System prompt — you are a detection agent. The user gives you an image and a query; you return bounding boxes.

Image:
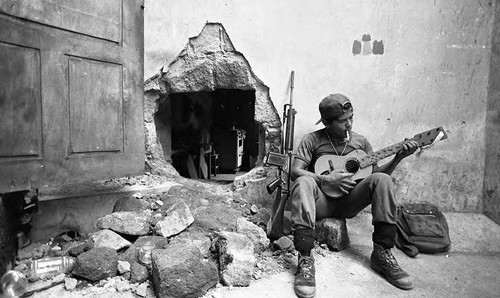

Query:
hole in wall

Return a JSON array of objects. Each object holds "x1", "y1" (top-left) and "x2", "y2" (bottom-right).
[{"x1": 154, "y1": 89, "x2": 259, "y2": 182}]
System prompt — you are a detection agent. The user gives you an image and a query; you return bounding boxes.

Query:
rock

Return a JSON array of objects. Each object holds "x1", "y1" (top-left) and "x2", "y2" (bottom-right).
[
  {"x1": 136, "y1": 282, "x2": 149, "y2": 297},
  {"x1": 64, "y1": 277, "x2": 78, "y2": 290},
  {"x1": 272, "y1": 236, "x2": 294, "y2": 252},
  {"x1": 138, "y1": 245, "x2": 154, "y2": 266},
  {"x1": 52, "y1": 273, "x2": 65, "y2": 283},
  {"x1": 72, "y1": 247, "x2": 118, "y2": 281},
  {"x1": 130, "y1": 261, "x2": 149, "y2": 283},
  {"x1": 151, "y1": 241, "x2": 218, "y2": 298},
  {"x1": 116, "y1": 280, "x2": 131, "y2": 292},
  {"x1": 171, "y1": 230, "x2": 212, "y2": 258},
  {"x1": 120, "y1": 236, "x2": 169, "y2": 264},
  {"x1": 315, "y1": 217, "x2": 349, "y2": 251},
  {"x1": 236, "y1": 218, "x2": 270, "y2": 252},
  {"x1": 250, "y1": 205, "x2": 259, "y2": 214},
  {"x1": 113, "y1": 196, "x2": 148, "y2": 212},
  {"x1": 17, "y1": 242, "x2": 51, "y2": 260},
  {"x1": 155, "y1": 201, "x2": 194, "y2": 237},
  {"x1": 117, "y1": 260, "x2": 131, "y2": 274},
  {"x1": 193, "y1": 204, "x2": 241, "y2": 232},
  {"x1": 96, "y1": 211, "x2": 151, "y2": 236},
  {"x1": 90, "y1": 229, "x2": 131, "y2": 251},
  {"x1": 215, "y1": 231, "x2": 256, "y2": 287},
  {"x1": 68, "y1": 239, "x2": 93, "y2": 257}
]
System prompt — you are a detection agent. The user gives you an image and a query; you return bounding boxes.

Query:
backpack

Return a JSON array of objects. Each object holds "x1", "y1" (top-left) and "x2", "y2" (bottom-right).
[{"x1": 395, "y1": 203, "x2": 451, "y2": 257}]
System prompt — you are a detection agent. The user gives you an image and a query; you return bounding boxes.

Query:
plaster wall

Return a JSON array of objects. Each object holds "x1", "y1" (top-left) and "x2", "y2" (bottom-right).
[
  {"x1": 484, "y1": 3, "x2": 500, "y2": 223},
  {"x1": 144, "y1": 0, "x2": 495, "y2": 212}
]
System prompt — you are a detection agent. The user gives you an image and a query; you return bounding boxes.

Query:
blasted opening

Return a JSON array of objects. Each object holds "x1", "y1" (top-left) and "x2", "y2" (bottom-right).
[{"x1": 155, "y1": 89, "x2": 259, "y2": 180}]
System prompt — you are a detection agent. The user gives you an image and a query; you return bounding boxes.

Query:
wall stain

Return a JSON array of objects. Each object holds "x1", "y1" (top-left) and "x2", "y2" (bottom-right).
[
  {"x1": 373, "y1": 40, "x2": 384, "y2": 55},
  {"x1": 352, "y1": 34, "x2": 384, "y2": 55}
]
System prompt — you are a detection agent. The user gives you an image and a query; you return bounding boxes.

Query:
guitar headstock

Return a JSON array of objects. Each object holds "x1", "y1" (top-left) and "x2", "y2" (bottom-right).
[{"x1": 411, "y1": 127, "x2": 448, "y2": 147}]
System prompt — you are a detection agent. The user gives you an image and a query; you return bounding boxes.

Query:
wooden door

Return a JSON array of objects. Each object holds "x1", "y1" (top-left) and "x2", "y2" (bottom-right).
[{"x1": 0, "y1": 0, "x2": 145, "y2": 193}]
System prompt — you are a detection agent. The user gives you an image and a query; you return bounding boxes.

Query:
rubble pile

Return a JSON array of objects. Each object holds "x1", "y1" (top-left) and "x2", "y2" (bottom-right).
[
  {"x1": 8, "y1": 173, "x2": 291, "y2": 297},
  {"x1": 7, "y1": 171, "x2": 346, "y2": 298}
]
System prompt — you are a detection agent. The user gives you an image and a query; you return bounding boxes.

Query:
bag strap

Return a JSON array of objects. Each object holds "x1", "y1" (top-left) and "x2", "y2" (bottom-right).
[{"x1": 399, "y1": 243, "x2": 419, "y2": 257}]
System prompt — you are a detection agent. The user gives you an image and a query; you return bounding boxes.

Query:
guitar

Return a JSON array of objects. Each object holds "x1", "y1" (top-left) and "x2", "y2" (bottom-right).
[{"x1": 314, "y1": 127, "x2": 448, "y2": 198}]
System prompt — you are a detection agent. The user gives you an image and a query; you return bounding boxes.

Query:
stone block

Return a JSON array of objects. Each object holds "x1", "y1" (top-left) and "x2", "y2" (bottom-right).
[
  {"x1": 315, "y1": 218, "x2": 349, "y2": 251},
  {"x1": 215, "y1": 231, "x2": 256, "y2": 287}
]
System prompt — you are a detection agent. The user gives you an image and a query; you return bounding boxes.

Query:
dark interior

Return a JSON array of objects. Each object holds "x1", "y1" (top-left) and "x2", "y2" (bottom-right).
[{"x1": 164, "y1": 89, "x2": 258, "y2": 179}]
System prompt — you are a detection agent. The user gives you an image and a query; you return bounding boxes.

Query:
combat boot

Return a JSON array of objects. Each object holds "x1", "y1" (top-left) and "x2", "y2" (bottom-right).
[
  {"x1": 370, "y1": 243, "x2": 414, "y2": 290},
  {"x1": 294, "y1": 252, "x2": 316, "y2": 298}
]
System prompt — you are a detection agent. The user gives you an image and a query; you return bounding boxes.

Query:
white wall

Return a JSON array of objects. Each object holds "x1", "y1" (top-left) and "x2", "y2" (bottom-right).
[{"x1": 144, "y1": 0, "x2": 494, "y2": 212}]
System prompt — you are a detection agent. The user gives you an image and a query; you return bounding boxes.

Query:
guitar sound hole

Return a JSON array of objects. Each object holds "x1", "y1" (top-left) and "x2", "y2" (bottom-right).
[{"x1": 345, "y1": 159, "x2": 360, "y2": 173}]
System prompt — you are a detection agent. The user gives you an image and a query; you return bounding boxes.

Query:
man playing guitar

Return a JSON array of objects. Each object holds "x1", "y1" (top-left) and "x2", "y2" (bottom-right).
[{"x1": 290, "y1": 93, "x2": 419, "y2": 298}]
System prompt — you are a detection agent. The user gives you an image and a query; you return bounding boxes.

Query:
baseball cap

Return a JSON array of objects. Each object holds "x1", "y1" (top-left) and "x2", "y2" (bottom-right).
[{"x1": 315, "y1": 93, "x2": 354, "y2": 125}]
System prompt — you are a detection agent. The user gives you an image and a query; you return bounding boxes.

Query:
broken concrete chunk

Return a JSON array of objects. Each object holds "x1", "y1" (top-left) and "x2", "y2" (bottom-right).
[
  {"x1": 151, "y1": 242, "x2": 218, "y2": 298},
  {"x1": 215, "y1": 231, "x2": 256, "y2": 287},
  {"x1": 250, "y1": 204, "x2": 259, "y2": 214},
  {"x1": 72, "y1": 247, "x2": 118, "y2": 281},
  {"x1": 154, "y1": 201, "x2": 194, "y2": 237},
  {"x1": 64, "y1": 277, "x2": 78, "y2": 290},
  {"x1": 138, "y1": 244, "x2": 154, "y2": 266},
  {"x1": 17, "y1": 242, "x2": 51, "y2": 260},
  {"x1": 68, "y1": 238, "x2": 94, "y2": 257},
  {"x1": 117, "y1": 260, "x2": 131, "y2": 274},
  {"x1": 90, "y1": 229, "x2": 131, "y2": 251},
  {"x1": 272, "y1": 236, "x2": 294, "y2": 252},
  {"x1": 315, "y1": 217, "x2": 349, "y2": 251},
  {"x1": 236, "y1": 218, "x2": 270, "y2": 253},
  {"x1": 130, "y1": 261, "x2": 149, "y2": 284},
  {"x1": 116, "y1": 280, "x2": 131, "y2": 292},
  {"x1": 135, "y1": 282, "x2": 149, "y2": 297},
  {"x1": 171, "y1": 231, "x2": 212, "y2": 258},
  {"x1": 119, "y1": 236, "x2": 169, "y2": 265},
  {"x1": 96, "y1": 211, "x2": 151, "y2": 236},
  {"x1": 113, "y1": 196, "x2": 148, "y2": 212}
]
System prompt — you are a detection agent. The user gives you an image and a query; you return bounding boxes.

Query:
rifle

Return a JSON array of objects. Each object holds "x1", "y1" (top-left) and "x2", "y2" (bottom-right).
[{"x1": 265, "y1": 71, "x2": 296, "y2": 241}]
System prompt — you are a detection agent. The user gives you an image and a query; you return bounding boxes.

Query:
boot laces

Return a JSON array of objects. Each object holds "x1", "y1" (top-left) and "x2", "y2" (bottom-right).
[
  {"x1": 382, "y1": 249, "x2": 401, "y2": 270},
  {"x1": 298, "y1": 256, "x2": 314, "y2": 278}
]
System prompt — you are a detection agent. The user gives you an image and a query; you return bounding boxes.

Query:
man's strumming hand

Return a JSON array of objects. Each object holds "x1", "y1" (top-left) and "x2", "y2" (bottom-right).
[{"x1": 319, "y1": 170, "x2": 356, "y2": 196}]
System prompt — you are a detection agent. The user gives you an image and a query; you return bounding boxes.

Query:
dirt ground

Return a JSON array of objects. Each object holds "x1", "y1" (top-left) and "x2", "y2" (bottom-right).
[{"x1": 5, "y1": 173, "x2": 500, "y2": 298}]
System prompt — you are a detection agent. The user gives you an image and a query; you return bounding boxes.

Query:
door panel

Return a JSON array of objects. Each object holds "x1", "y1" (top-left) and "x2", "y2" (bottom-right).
[
  {"x1": 0, "y1": 0, "x2": 145, "y2": 193},
  {"x1": 68, "y1": 57, "x2": 124, "y2": 154},
  {"x1": 0, "y1": 42, "x2": 42, "y2": 158},
  {"x1": 0, "y1": 0, "x2": 122, "y2": 42}
]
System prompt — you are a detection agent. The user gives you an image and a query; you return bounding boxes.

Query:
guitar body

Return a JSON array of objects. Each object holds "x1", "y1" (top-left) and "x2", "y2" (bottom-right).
[
  {"x1": 313, "y1": 127, "x2": 448, "y2": 198},
  {"x1": 314, "y1": 150, "x2": 374, "y2": 189},
  {"x1": 314, "y1": 150, "x2": 373, "y2": 198}
]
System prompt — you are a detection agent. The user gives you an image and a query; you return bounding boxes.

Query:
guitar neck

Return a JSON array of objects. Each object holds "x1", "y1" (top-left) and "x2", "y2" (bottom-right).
[{"x1": 358, "y1": 141, "x2": 407, "y2": 168}]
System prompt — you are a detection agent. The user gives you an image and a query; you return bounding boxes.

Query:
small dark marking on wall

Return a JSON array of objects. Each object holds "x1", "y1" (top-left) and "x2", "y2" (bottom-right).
[
  {"x1": 373, "y1": 40, "x2": 384, "y2": 55},
  {"x1": 352, "y1": 40, "x2": 361, "y2": 55},
  {"x1": 352, "y1": 34, "x2": 384, "y2": 56}
]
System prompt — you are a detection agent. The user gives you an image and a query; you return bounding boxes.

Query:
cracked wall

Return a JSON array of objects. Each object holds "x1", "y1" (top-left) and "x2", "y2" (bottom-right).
[
  {"x1": 144, "y1": 23, "x2": 281, "y2": 177},
  {"x1": 144, "y1": 0, "x2": 495, "y2": 213}
]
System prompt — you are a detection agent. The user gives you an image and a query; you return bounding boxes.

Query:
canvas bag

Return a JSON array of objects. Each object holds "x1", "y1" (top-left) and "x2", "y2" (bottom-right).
[{"x1": 395, "y1": 203, "x2": 451, "y2": 257}]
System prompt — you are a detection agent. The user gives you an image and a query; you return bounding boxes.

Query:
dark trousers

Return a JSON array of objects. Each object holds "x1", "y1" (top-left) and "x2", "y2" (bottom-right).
[{"x1": 291, "y1": 172, "x2": 398, "y2": 248}]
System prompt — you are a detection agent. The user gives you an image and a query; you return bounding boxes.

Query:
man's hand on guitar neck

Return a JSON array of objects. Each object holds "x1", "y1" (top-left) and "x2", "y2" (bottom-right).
[
  {"x1": 395, "y1": 140, "x2": 419, "y2": 161},
  {"x1": 319, "y1": 170, "x2": 356, "y2": 197},
  {"x1": 375, "y1": 140, "x2": 420, "y2": 176}
]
